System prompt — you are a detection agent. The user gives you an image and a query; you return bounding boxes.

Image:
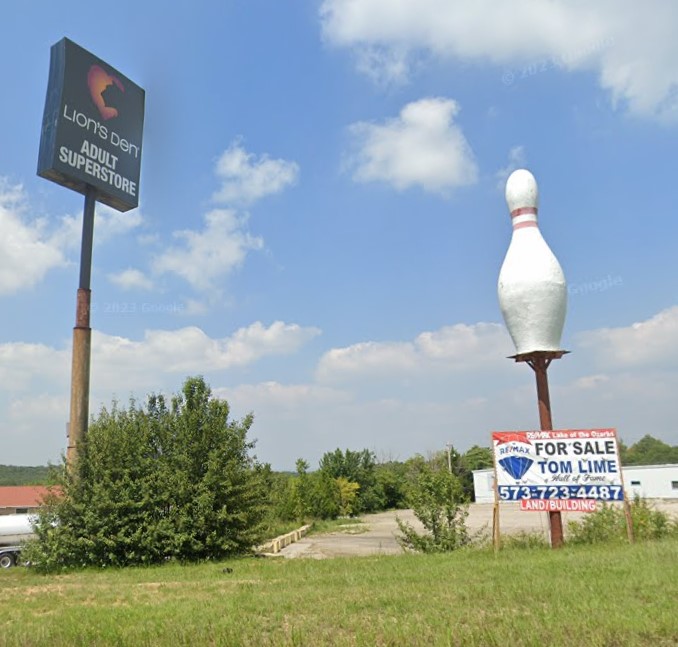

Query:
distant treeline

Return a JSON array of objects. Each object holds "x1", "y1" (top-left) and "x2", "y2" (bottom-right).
[
  {"x1": 0, "y1": 434, "x2": 674, "y2": 488},
  {"x1": 0, "y1": 464, "x2": 51, "y2": 486},
  {"x1": 619, "y1": 434, "x2": 678, "y2": 465}
]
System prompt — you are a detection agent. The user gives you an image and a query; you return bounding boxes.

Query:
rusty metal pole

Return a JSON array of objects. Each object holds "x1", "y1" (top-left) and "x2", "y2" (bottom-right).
[
  {"x1": 513, "y1": 350, "x2": 568, "y2": 548},
  {"x1": 67, "y1": 185, "x2": 96, "y2": 467},
  {"x1": 531, "y1": 355, "x2": 564, "y2": 548}
]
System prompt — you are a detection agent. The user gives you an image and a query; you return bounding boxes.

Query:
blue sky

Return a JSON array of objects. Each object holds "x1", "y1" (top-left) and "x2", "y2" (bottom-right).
[{"x1": 1, "y1": 1, "x2": 677, "y2": 468}]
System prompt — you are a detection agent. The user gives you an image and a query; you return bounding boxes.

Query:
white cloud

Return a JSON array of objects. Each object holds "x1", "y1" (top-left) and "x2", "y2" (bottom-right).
[
  {"x1": 95, "y1": 206, "x2": 144, "y2": 242},
  {"x1": 0, "y1": 181, "x2": 66, "y2": 294},
  {"x1": 137, "y1": 233, "x2": 160, "y2": 246},
  {"x1": 542, "y1": 369, "x2": 678, "y2": 449},
  {"x1": 89, "y1": 322, "x2": 320, "y2": 389},
  {"x1": 152, "y1": 209, "x2": 263, "y2": 291},
  {"x1": 354, "y1": 47, "x2": 412, "y2": 86},
  {"x1": 108, "y1": 268, "x2": 153, "y2": 291},
  {"x1": 109, "y1": 144, "x2": 299, "y2": 299},
  {"x1": 183, "y1": 299, "x2": 209, "y2": 316},
  {"x1": 347, "y1": 98, "x2": 478, "y2": 193},
  {"x1": 8, "y1": 394, "x2": 68, "y2": 421},
  {"x1": 6, "y1": 308, "x2": 678, "y2": 467},
  {"x1": 194, "y1": 312, "x2": 678, "y2": 469},
  {"x1": 0, "y1": 321, "x2": 320, "y2": 464},
  {"x1": 217, "y1": 381, "x2": 351, "y2": 411},
  {"x1": 0, "y1": 321, "x2": 319, "y2": 397},
  {"x1": 319, "y1": 341, "x2": 417, "y2": 379},
  {"x1": 571, "y1": 374, "x2": 611, "y2": 391},
  {"x1": 321, "y1": 0, "x2": 678, "y2": 121},
  {"x1": 224, "y1": 321, "x2": 321, "y2": 366},
  {"x1": 217, "y1": 380, "x2": 544, "y2": 470},
  {"x1": 578, "y1": 306, "x2": 678, "y2": 368},
  {"x1": 4, "y1": 394, "x2": 70, "y2": 464},
  {"x1": 212, "y1": 140, "x2": 299, "y2": 205},
  {"x1": 0, "y1": 341, "x2": 70, "y2": 392},
  {"x1": 51, "y1": 204, "x2": 143, "y2": 251},
  {"x1": 495, "y1": 145, "x2": 526, "y2": 191},
  {"x1": 562, "y1": 370, "x2": 678, "y2": 404},
  {"x1": 317, "y1": 322, "x2": 511, "y2": 382}
]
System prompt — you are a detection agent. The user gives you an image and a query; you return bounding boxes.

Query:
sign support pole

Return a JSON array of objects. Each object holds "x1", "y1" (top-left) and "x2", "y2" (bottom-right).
[
  {"x1": 67, "y1": 185, "x2": 96, "y2": 467},
  {"x1": 491, "y1": 439, "x2": 502, "y2": 552},
  {"x1": 511, "y1": 350, "x2": 568, "y2": 549},
  {"x1": 492, "y1": 491, "x2": 501, "y2": 553},
  {"x1": 615, "y1": 442, "x2": 635, "y2": 544}
]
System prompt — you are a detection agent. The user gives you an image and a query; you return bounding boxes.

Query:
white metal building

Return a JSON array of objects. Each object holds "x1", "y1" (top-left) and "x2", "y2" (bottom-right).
[
  {"x1": 473, "y1": 464, "x2": 678, "y2": 503},
  {"x1": 623, "y1": 464, "x2": 678, "y2": 499}
]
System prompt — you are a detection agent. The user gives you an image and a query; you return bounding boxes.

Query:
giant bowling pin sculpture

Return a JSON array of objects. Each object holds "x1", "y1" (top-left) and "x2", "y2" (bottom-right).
[{"x1": 498, "y1": 169, "x2": 567, "y2": 355}]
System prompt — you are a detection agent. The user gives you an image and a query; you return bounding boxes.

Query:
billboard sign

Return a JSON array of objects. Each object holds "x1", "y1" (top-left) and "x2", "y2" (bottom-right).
[
  {"x1": 38, "y1": 38, "x2": 144, "y2": 211},
  {"x1": 492, "y1": 429, "x2": 624, "y2": 507}
]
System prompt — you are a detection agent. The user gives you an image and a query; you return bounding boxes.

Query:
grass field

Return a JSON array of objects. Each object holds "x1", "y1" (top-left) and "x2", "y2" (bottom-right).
[{"x1": 1, "y1": 538, "x2": 677, "y2": 646}]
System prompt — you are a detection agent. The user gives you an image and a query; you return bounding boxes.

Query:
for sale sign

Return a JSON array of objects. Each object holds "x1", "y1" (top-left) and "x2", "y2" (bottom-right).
[{"x1": 492, "y1": 429, "x2": 624, "y2": 507}]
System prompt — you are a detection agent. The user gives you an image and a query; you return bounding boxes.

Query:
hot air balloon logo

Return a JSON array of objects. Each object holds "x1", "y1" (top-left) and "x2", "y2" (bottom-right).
[
  {"x1": 493, "y1": 432, "x2": 535, "y2": 482},
  {"x1": 498, "y1": 455, "x2": 534, "y2": 480}
]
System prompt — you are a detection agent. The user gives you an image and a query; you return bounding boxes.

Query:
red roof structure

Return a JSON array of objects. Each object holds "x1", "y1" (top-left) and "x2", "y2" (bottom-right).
[{"x1": 0, "y1": 486, "x2": 51, "y2": 508}]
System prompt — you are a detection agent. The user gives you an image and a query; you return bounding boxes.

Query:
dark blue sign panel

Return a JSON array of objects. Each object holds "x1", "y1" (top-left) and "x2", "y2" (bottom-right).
[{"x1": 38, "y1": 38, "x2": 145, "y2": 212}]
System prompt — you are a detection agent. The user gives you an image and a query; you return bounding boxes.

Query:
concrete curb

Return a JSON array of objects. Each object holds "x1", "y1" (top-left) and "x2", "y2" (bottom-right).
[{"x1": 256, "y1": 524, "x2": 312, "y2": 555}]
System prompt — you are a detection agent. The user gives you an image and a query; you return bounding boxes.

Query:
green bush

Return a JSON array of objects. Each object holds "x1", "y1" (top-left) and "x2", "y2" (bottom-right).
[
  {"x1": 396, "y1": 464, "x2": 471, "y2": 553},
  {"x1": 568, "y1": 497, "x2": 678, "y2": 545},
  {"x1": 24, "y1": 377, "x2": 267, "y2": 571}
]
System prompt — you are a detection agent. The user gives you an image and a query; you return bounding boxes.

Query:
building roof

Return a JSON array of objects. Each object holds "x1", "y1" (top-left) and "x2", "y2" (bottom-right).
[{"x1": 0, "y1": 486, "x2": 51, "y2": 508}]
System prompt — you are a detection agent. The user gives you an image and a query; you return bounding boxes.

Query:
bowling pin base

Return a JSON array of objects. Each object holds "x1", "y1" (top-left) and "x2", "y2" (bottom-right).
[{"x1": 509, "y1": 349, "x2": 569, "y2": 363}]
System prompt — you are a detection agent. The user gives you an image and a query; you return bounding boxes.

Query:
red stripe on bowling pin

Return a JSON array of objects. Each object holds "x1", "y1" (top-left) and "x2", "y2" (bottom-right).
[
  {"x1": 510, "y1": 206, "x2": 538, "y2": 230},
  {"x1": 510, "y1": 207, "x2": 537, "y2": 218}
]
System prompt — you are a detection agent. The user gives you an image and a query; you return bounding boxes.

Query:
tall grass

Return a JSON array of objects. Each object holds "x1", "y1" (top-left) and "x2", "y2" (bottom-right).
[{"x1": 1, "y1": 538, "x2": 677, "y2": 646}]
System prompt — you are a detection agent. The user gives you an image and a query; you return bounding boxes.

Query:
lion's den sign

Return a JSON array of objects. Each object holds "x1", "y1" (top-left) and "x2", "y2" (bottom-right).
[{"x1": 38, "y1": 38, "x2": 145, "y2": 211}]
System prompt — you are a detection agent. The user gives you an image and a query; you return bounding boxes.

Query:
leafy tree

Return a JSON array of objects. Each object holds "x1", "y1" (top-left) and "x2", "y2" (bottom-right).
[
  {"x1": 617, "y1": 439, "x2": 629, "y2": 464},
  {"x1": 25, "y1": 377, "x2": 267, "y2": 571},
  {"x1": 622, "y1": 435, "x2": 678, "y2": 465},
  {"x1": 319, "y1": 448, "x2": 384, "y2": 513},
  {"x1": 335, "y1": 477, "x2": 360, "y2": 516},
  {"x1": 286, "y1": 459, "x2": 340, "y2": 522},
  {"x1": 306, "y1": 472, "x2": 341, "y2": 520},
  {"x1": 404, "y1": 445, "x2": 493, "y2": 502},
  {"x1": 461, "y1": 446, "x2": 493, "y2": 471},
  {"x1": 374, "y1": 461, "x2": 409, "y2": 509},
  {"x1": 290, "y1": 459, "x2": 312, "y2": 522},
  {"x1": 396, "y1": 463, "x2": 471, "y2": 553},
  {"x1": 260, "y1": 468, "x2": 297, "y2": 529}
]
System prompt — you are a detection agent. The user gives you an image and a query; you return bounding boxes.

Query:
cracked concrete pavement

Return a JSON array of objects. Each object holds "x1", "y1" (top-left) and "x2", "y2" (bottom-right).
[{"x1": 277, "y1": 502, "x2": 678, "y2": 559}]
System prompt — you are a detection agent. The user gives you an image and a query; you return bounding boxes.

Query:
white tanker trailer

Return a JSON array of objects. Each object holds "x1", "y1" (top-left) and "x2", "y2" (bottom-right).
[{"x1": 0, "y1": 514, "x2": 36, "y2": 568}]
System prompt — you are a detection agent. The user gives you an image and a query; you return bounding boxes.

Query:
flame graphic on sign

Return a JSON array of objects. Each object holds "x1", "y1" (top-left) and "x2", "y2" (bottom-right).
[{"x1": 88, "y1": 65, "x2": 125, "y2": 120}]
